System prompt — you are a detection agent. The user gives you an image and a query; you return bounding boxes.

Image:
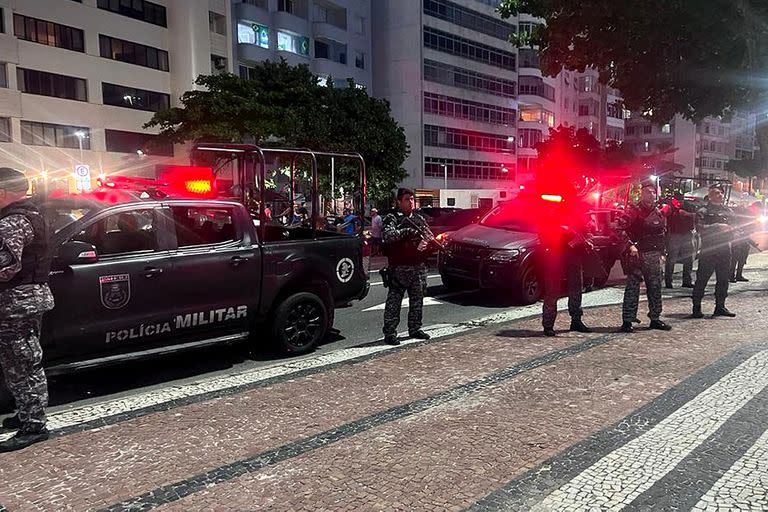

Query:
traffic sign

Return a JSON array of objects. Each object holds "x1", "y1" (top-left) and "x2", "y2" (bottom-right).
[{"x1": 74, "y1": 164, "x2": 91, "y2": 191}]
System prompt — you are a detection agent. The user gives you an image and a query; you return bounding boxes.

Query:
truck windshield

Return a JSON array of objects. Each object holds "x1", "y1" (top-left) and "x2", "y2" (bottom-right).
[{"x1": 480, "y1": 204, "x2": 537, "y2": 233}]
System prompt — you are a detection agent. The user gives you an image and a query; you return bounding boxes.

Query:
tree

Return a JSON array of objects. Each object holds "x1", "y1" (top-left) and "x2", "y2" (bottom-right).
[
  {"x1": 144, "y1": 60, "x2": 408, "y2": 204},
  {"x1": 727, "y1": 158, "x2": 767, "y2": 192},
  {"x1": 497, "y1": 0, "x2": 768, "y2": 158}
]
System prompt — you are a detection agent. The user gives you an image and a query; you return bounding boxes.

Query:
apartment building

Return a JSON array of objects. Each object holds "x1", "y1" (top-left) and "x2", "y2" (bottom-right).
[
  {"x1": 624, "y1": 111, "x2": 758, "y2": 188},
  {"x1": 373, "y1": 0, "x2": 518, "y2": 206},
  {"x1": 233, "y1": 0, "x2": 372, "y2": 90},
  {"x1": 0, "y1": 0, "x2": 234, "y2": 190}
]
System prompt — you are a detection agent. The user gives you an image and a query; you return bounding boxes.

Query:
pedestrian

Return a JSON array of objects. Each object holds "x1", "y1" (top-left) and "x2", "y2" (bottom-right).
[
  {"x1": 729, "y1": 205, "x2": 754, "y2": 283},
  {"x1": 664, "y1": 193, "x2": 696, "y2": 289},
  {"x1": 264, "y1": 203, "x2": 272, "y2": 220},
  {"x1": 381, "y1": 188, "x2": 433, "y2": 345},
  {"x1": 692, "y1": 184, "x2": 735, "y2": 318},
  {"x1": 370, "y1": 208, "x2": 383, "y2": 256},
  {"x1": 0, "y1": 168, "x2": 54, "y2": 452},
  {"x1": 617, "y1": 183, "x2": 672, "y2": 332},
  {"x1": 535, "y1": 190, "x2": 594, "y2": 337}
]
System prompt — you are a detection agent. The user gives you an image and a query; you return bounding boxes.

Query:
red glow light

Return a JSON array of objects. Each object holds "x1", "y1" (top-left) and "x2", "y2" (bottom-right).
[{"x1": 541, "y1": 194, "x2": 563, "y2": 203}]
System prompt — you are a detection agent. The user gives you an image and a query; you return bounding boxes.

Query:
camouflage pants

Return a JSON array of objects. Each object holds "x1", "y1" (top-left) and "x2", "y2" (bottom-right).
[
  {"x1": 0, "y1": 314, "x2": 48, "y2": 432},
  {"x1": 383, "y1": 264, "x2": 427, "y2": 336},
  {"x1": 693, "y1": 249, "x2": 731, "y2": 308},
  {"x1": 542, "y1": 249, "x2": 583, "y2": 330},
  {"x1": 730, "y1": 242, "x2": 750, "y2": 279},
  {"x1": 622, "y1": 250, "x2": 663, "y2": 323}
]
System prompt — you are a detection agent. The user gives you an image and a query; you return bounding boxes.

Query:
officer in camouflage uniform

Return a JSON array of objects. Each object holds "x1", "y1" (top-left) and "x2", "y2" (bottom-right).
[
  {"x1": 664, "y1": 193, "x2": 696, "y2": 289},
  {"x1": 381, "y1": 188, "x2": 433, "y2": 345},
  {"x1": 0, "y1": 168, "x2": 54, "y2": 452},
  {"x1": 617, "y1": 183, "x2": 672, "y2": 333},
  {"x1": 730, "y1": 205, "x2": 754, "y2": 282},
  {"x1": 693, "y1": 184, "x2": 735, "y2": 318}
]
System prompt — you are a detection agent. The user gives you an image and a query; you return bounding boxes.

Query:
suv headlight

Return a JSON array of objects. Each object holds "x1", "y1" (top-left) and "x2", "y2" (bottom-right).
[{"x1": 488, "y1": 249, "x2": 520, "y2": 262}]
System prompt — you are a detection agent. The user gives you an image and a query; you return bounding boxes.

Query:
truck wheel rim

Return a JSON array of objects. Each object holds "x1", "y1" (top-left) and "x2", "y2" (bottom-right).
[{"x1": 283, "y1": 301, "x2": 322, "y2": 348}]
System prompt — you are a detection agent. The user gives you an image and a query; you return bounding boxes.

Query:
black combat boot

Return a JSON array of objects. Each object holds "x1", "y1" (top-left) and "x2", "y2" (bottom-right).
[
  {"x1": 649, "y1": 319, "x2": 672, "y2": 331},
  {"x1": 632, "y1": 318, "x2": 641, "y2": 324},
  {"x1": 0, "y1": 427, "x2": 49, "y2": 452},
  {"x1": 620, "y1": 322, "x2": 634, "y2": 333},
  {"x1": 664, "y1": 282, "x2": 673, "y2": 289},
  {"x1": 713, "y1": 306, "x2": 736, "y2": 317},
  {"x1": 736, "y1": 275, "x2": 749, "y2": 282},
  {"x1": 409, "y1": 330, "x2": 431, "y2": 340},
  {"x1": 0, "y1": 414, "x2": 21, "y2": 432},
  {"x1": 682, "y1": 281, "x2": 694, "y2": 288},
  {"x1": 569, "y1": 319, "x2": 592, "y2": 333},
  {"x1": 384, "y1": 335, "x2": 400, "y2": 346},
  {"x1": 543, "y1": 328, "x2": 556, "y2": 337},
  {"x1": 729, "y1": 276, "x2": 738, "y2": 283},
  {"x1": 691, "y1": 304, "x2": 704, "y2": 319}
]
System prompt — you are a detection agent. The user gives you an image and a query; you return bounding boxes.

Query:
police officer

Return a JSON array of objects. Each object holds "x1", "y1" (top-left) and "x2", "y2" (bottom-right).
[
  {"x1": 537, "y1": 192, "x2": 594, "y2": 337},
  {"x1": 693, "y1": 184, "x2": 735, "y2": 318},
  {"x1": 0, "y1": 168, "x2": 54, "y2": 452},
  {"x1": 730, "y1": 205, "x2": 754, "y2": 282},
  {"x1": 381, "y1": 188, "x2": 432, "y2": 345},
  {"x1": 664, "y1": 193, "x2": 696, "y2": 289},
  {"x1": 618, "y1": 183, "x2": 672, "y2": 333}
]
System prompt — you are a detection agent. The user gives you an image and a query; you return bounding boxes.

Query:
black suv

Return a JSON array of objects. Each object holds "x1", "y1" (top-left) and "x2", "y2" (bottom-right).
[{"x1": 439, "y1": 204, "x2": 622, "y2": 303}]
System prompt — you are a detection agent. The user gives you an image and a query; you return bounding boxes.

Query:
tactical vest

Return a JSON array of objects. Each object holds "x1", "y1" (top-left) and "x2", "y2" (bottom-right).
[
  {"x1": 630, "y1": 206, "x2": 666, "y2": 252},
  {"x1": 382, "y1": 212, "x2": 429, "y2": 267},
  {"x1": 0, "y1": 199, "x2": 51, "y2": 290}
]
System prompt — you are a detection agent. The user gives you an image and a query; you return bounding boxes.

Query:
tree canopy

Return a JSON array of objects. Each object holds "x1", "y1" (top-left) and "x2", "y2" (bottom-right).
[
  {"x1": 535, "y1": 126, "x2": 636, "y2": 175},
  {"x1": 145, "y1": 60, "x2": 409, "y2": 203},
  {"x1": 498, "y1": 0, "x2": 768, "y2": 153}
]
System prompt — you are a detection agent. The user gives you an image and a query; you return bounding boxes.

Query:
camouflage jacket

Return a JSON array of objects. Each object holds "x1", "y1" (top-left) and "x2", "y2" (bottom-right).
[{"x1": 0, "y1": 214, "x2": 54, "y2": 319}]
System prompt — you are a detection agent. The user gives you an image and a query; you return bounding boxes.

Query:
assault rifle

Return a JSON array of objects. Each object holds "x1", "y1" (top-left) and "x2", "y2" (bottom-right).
[{"x1": 403, "y1": 215, "x2": 448, "y2": 253}]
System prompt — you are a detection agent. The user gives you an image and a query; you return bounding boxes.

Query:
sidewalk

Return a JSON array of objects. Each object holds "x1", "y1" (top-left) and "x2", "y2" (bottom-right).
[{"x1": 0, "y1": 267, "x2": 766, "y2": 510}]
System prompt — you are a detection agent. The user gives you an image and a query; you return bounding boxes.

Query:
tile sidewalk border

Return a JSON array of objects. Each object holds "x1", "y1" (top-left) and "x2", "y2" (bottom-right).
[
  {"x1": 466, "y1": 342, "x2": 766, "y2": 512},
  {"x1": 98, "y1": 331, "x2": 626, "y2": 511},
  {"x1": 624, "y1": 382, "x2": 768, "y2": 511}
]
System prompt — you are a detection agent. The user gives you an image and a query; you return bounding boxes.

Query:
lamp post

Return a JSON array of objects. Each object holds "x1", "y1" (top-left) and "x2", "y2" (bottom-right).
[
  {"x1": 74, "y1": 130, "x2": 86, "y2": 161},
  {"x1": 442, "y1": 164, "x2": 448, "y2": 190}
]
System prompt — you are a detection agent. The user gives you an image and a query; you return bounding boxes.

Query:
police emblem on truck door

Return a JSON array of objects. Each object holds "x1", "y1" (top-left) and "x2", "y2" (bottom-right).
[{"x1": 99, "y1": 274, "x2": 131, "y2": 309}]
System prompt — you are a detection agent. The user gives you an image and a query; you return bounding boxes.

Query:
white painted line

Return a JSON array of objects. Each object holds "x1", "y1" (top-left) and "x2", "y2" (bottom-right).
[
  {"x1": 0, "y1": 286, "x2": 630, "y2": 441},
  {"x1": 370, "y1": 274, "x2": 442, "y2": 287},
  {"x1": 531, "y1": 350, "x2": 768, "y2": 511},
  {"x1": 361, "y1": 289, "x2": 473, "y2": 312}
]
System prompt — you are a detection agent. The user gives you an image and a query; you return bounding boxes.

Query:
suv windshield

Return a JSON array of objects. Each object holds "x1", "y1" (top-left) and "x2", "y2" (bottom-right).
[
  {"x1": 480, "y1": 204, "x2": 537, "y2": 233},
  {"x1": 48, "y1": 207, "x2": 91, "y2": 233}
]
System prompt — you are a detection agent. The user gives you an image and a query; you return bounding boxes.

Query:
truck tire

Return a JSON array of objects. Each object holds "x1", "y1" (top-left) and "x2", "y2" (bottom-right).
[
  {"x1": 516, "y1": 265, "x2": 542, "y2": 305},
  {"x1": 272, "y1": 292, "x2": 328, "y2": 355}
]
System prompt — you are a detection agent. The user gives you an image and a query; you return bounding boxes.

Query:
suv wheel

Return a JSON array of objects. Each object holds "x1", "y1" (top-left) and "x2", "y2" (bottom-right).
[
  {"x1": 272, "y1": 292, "x2": 328, "y2": 355},
  {"x1": 517, "y1": 266, "x2": 542, "y2": 305}
]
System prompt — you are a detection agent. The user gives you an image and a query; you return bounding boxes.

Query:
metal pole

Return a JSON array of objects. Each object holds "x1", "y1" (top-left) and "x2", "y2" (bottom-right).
[
  {"x1": 443, "y1": 164, "x2": 448, "y2": 190},
  {"x1": 331, "y1": 156, "x2": 335, "y2": 215},
  {"x1": 78, "y1": 137, "x2": 83, "y2": 160}
]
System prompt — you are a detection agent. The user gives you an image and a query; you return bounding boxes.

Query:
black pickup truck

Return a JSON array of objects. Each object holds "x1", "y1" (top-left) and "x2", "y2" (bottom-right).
[{"x1": 0, "y1": 191, "x2": 368, "y2": 408}]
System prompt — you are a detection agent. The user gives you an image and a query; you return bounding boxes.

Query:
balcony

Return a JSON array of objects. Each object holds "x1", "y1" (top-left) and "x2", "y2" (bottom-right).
[
  {"x1": 518, "y1": 77, "x2": 555, "y2": 103},
  {"x1": 314, "y1": 38, "x2": 347, "y2": 65},
  {"x1": 518, "y1": 49, "x2": 540, "y2": 69},
  {"x1": 235, "y1": 1, "x2": 270, "y2": 25}
]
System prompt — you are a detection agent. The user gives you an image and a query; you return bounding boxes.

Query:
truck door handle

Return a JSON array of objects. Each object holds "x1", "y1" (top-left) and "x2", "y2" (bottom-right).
[
  {"x1": 231, "y1": 256, "x2": 249, "y2": 266},
  {"x1": 142, "y1": 267, "x2": 163, "y2": 278}
]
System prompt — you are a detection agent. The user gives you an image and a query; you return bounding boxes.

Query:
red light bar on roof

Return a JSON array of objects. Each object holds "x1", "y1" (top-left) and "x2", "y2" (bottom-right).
[{"x1": 541, "y1": 194, "x2": 563, "y2": 203}]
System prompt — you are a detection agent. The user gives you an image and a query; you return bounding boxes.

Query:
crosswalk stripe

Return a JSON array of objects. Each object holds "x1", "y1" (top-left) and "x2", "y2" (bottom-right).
[{"x1": 529, "y1": 350, "x2": 768, "y2": 511}]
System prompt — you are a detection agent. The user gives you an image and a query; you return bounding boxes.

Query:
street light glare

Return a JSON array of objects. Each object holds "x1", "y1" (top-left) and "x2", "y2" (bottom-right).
[{"x1": 74, "y1": 131, "x2": 86, "y2": 139}]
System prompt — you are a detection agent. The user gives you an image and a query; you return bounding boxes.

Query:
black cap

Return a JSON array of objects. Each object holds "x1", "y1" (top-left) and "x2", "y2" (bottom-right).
[
  {"x1": 0, "y1": 168, "x2": 29, "y2": 194},
  {"x1": 640, "y1": 182, "x2": 657, "y2": 191},
  {"x1": 709, "y1": 183, "x2": 725, "y2": 193},
  {"x1": 396, "y1": 187, "x2": 415, "y2": 200}
]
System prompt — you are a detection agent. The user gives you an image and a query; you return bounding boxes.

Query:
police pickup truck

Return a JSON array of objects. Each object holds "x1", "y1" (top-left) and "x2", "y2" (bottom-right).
[{"x1": 0, "y1": 190, "x2": 368, "y2": 408}]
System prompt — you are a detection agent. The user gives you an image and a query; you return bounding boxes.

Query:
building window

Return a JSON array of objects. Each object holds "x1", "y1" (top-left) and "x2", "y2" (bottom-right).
[
  {"x1": 103, "y1": 83, "x2": 170, "y2": 112},
  {"x1": 661, "y1": 123, "x2": 671, "y2": 134},
  {"x1": 238, "y1": 22, "x2": 269, "y2": 48},
  {"x1": 578, "y1": 100, "x2": 598, "y2": 117},
  {"x1": 424, "y1": 125, "x2": 515, "y2": 153},
  {"x1": 519, "y1": 106, "x2": 555, "y2": 126},
  {"x1": 105, "y1": 129, "x2": 173, "y2": 156},
  {"x1": 278, "y1": 0, "x2": 295, "y2": 14},
  {"x1": 96, "y1": 0, "x2": 167, "y2": 28},
  {"x1": 17, "y1": 68, "x2": 87, "y2": 101},
  {"x1": 643, "y1": 125, "x2": 652, "y2": 134},
  {"x1": 518, "y1": 76, "x2": 555, "y2": 101},
  {"x1": 209, "y1": 12, "x2": 227, "y2": 35},
  {"x1": 314, "y1": 4, "x2": 328, "y2": 22},
  {"x1": 0, "y1": 64, "x2": 6, "y2": 88},
  {"x1": 0, "y1": 118, "x2": 11, "y2": 142},
  {"x1": 277, "y1": 31, "x2": 309, "y2": 55},
  {"x1": 355, "y1": 51, "x2": 365, "y2": 69},
  {"x1": 423, "y1": 27, "x2": 516, "y2": 71},
  {"x1": 518, "y1": 48, "x2": 540, "y2": 69},
  {"x1": 21, "y1": 121, "x2": 90, "y2": 149},
  {"x1": 13, "y1": 14, "x2": 85, "y2": 52},
  {"x1": 424, "y1": 92, "x2": 516, "y2": 125},
  {"x1": 607, "y1": 101, "x2": 624, "y2": 119},
  {"x1": 99, "y1": 35, "x2": 169, "y2": 71},
  {"x1": 240, "y1": 0, "x2": 267, "y2": 7},
  {"x1": 353, "y1": 15, "x2": 365, "y2": 35},
  {"x1": 518, "y1": 128, "x2": 542, "y2": 149},
  {"x1": 424, "y1": 59, "x2": 516, "y2": 98},
  {"x1": 239, "y1": 65, "x2": 258, "y2": 80},
  {"x1": 578, "y1": 76, "x2": 595, "y2": 93},
  {"x1": 423, "y1": 0, "x2": 515, "y2": 41},
  {"x1": 425, "y1": 157, "x2": 515, "y2": 181}
]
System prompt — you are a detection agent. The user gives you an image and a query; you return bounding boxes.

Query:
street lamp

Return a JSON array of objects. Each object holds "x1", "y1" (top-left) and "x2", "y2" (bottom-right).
[{"x1": 74, "y1": 130, "x2": 86, "y2": 160}]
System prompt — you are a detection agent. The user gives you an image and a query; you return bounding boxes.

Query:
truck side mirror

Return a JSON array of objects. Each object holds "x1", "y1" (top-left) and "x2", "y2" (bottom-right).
[{"x1": 57, "y1": 240, "x2": 99, "y2": 266}]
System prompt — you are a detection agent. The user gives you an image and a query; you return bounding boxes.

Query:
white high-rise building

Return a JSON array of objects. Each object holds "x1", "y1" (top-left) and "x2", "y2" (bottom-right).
[
  {"x1": 0, "y1": 0, "x2": 235, "y2": 190},
  {"x1": 233, "y1": 0, "x2": 372, "y2": 89}
]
